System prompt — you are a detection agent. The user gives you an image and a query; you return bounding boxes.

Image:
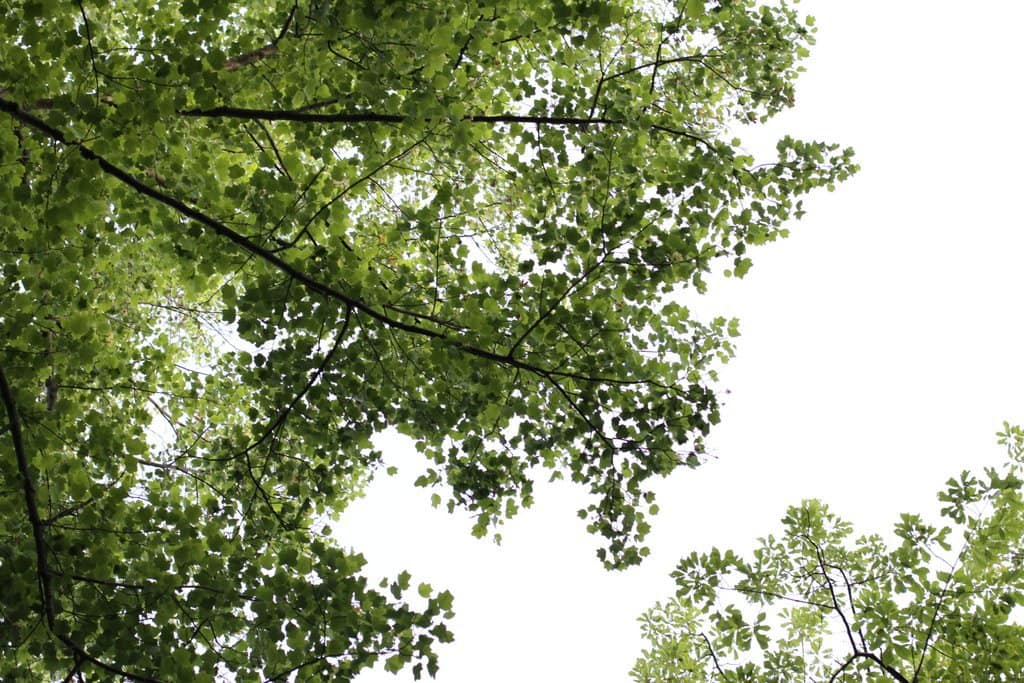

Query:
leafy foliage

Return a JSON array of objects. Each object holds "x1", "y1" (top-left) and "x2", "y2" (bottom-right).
[
  {"x1": 633, "y1": 424, "x2": 1024, "y2": 682},
  {"x1": 1, "y1": 0, "x2": 853, "y2": 679}
]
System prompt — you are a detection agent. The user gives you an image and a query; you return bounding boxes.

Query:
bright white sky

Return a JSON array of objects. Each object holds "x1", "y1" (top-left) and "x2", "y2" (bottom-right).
[{"x1": 335, "y1": 2, "x2": 1024, "y2": 680}]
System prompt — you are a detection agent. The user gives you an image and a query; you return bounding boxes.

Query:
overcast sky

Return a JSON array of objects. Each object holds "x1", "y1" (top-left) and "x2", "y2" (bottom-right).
[{"x1": 334, "y1": 2, "x2": 1024, "y2": 681}]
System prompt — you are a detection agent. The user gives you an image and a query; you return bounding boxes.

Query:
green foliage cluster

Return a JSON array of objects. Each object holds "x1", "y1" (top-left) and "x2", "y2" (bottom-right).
[
  {"x1": 1, "y1": 0, "x2": 853, "y2": 679},
  {"x1": 634, "y1": 424, "x2": 1024, "y2": 682}
]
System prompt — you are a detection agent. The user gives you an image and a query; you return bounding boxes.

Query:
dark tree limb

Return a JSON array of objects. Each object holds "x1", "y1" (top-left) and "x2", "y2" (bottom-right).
[
  {"x1": 0, "y1": 95, "x2": 665, "y2": 392},
  {"x1": 179, "y1": 106, "x2": 620, "y2": 126},
  {"x1": 0, "y1": 363, "x2": 55, "y2": 627},
  {"x1": 804, "y1": 535, "x2": 858, "y2": 652},
  {"x1": 176, "y1": 105, "x2": 713, "y2": 147},
  {"x1": 0, "y1": 361, "x2": 164, "y2": 682},
  {"x1": 699, "y1": 632, "x2": 729, "y2": 679},
  {"x1": 803, "y1": 536, "x2": 911, "y2": 683}
]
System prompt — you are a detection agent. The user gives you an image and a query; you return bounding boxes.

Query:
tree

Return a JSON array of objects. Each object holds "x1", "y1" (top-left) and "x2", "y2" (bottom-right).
[
  {"x1": 632, "y1": 424, "x2": 1024, "y2": 682},
  {"x1": 1, "y1": 0, "x2": 854, "y2": 680}
]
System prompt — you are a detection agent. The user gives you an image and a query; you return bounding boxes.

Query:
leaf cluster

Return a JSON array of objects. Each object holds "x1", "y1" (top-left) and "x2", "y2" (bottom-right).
[
  {"x1": 1, "y1": 0, "x2": 854, "y2": 678},
  {"x1": 633, "y1": 424, "x2": 1024, "y2": 682}
]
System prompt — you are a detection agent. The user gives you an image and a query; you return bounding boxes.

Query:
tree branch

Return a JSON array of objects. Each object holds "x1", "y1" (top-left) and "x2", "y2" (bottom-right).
[
  {"x1": 829, "y1": 649, "x2": 913, "y2": 683},
  {"x1": 223, "y1": 3, "x2": 297, "y2": 71},
  {"x1": 0, "y1": 363, "x2": 55, "y2": 627},
  {"x1": 728, "y1": 583, "x2": 831, "y2": 610},
  {"x1": 606, "y1": 53, "x2": 704, "y2": 83},
  {"x1": 506, "y1": 254, "x2": 606, "y2": 358},
  {"x1": 858, "y1": 651, "x2": 911, "y2": 683},
  {"x1": 804, "y1": 536, "x2": 858, "y2": 652},
  {"x1": 803, "y1": 536, "x2": 911, "y2": 683},
  {"x1": 699, "y1": 632, "x2": 729, "y2": 679},
  {"x1": 828, "y1": 654, "x2": 858, "y2": 683},
  {"x1": 831, "y1": 562, "x2": 868, "y2": 650},
  {"x1": 178, "y1": 106, "x2": 621, "y2": 127},
  {"x1": 0, "y1": 361, "x2": 164, "y2": 682},
  {"x1": 176, "y1": 105, "x2": 713, "y2": 146},
  {"x1": 0, "y1": 95, "x2": 665, "y2": 395}
]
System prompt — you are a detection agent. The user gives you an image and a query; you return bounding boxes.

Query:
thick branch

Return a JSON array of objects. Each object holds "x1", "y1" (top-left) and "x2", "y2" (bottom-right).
[
  {"x1": 803, "y1": 536, "x2": 858, "y2": 652},
  {"x1": 0, "y1": 363, "x2": 55, "y2": 627},
  {"x1": 177, "y1": 105, "x2": 713, "y2": 146},
  {"x1": 699, "y1": 632, "x2": 729, "y2": 679},
  {"x1": 828, "y1": 651, "x2": 911, "y2": 683},
  {"x1": 804, "y1": 536, "x2": 910, "y2": 683},
  {"x1": 860, "y1": 652, "x2": 911, "y2": 683},
  {"x1": 0, "y1": 361, "x2": 163, "y2": 682},
  {"x1": 0, "y1": 95, "x2": 660, "y2": 391},
  {"x1": 831, "y1": 562, "x2": 868, "y2": 650},
  {"x1": 179, "y1": 106, "x2": 622, "y2": 127}
]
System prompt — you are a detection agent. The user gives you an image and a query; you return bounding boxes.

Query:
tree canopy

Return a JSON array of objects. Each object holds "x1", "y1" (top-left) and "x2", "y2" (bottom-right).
[
  {"x1": 633, "y1": 423, "x2": 1024, "y2": 682},
  {"x1": 1, "y1": 0, "x2": 854, "y2": 679}
]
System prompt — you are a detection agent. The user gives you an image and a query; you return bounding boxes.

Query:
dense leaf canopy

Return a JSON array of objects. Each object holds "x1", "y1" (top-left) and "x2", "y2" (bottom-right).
[
  {"x1": 1, "y1": 0, "x2": 853, "y2": 679},
  {"x1": 634, "y1": 424, "x2": 1024, "y2": 682}
]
